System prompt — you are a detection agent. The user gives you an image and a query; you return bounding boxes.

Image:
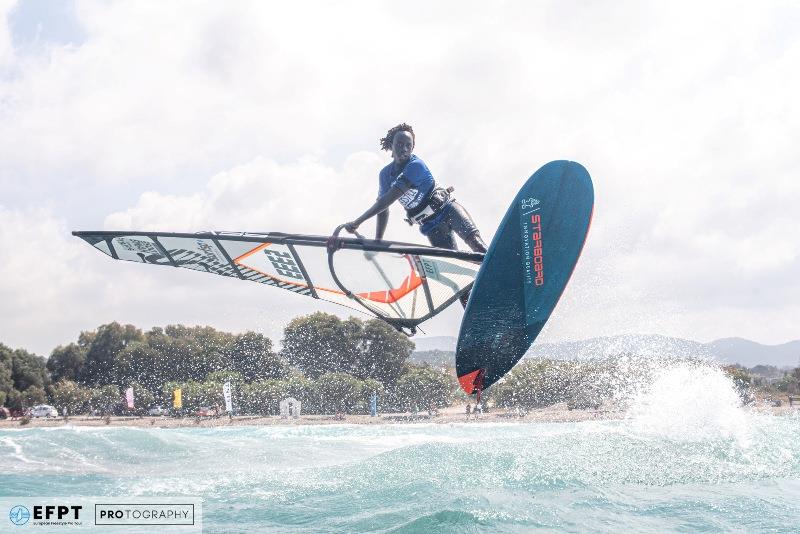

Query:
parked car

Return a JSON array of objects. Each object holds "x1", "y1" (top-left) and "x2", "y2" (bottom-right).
[
  {"x1": 195, "y1": 406, "x2": 218, "y2": 417},
  {"x1": 147, "y1": 405, "x2": 167, "y2": 416},
  {"x1": 30, "y1": 405, "x2": 58, "y2": 418}
]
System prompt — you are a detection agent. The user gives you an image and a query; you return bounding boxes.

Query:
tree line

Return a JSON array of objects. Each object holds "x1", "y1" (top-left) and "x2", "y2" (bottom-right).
[
  {"x1": 0, "y1": 312, "x2": 456, "y2": 415},
  {"x1": 3, "y1": 313, "x2": 784, "y2": 417}
]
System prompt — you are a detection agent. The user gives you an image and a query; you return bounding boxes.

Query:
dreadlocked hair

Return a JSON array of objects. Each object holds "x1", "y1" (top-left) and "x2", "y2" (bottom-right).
[{"x1": 379, "y1": 123, "x2": 415, "y2": 151}]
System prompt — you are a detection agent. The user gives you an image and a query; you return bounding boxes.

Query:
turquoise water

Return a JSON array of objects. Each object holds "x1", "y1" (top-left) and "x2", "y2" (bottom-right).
[{"x1": 3, "y1": 366, "x2": 800, "y2": 532}]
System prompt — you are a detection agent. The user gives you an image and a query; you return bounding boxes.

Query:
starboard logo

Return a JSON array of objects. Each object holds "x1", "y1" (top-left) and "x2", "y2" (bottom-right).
[
  {"x1": 521, "y1": 198, "x2": 540, "y2": 210},
  {"x1": 519, "y1": 204, "x2": 546, "y2": 326},
  {"x1": 530, "y1": 214, "x2": 544, "y2": 286},
  {"x1": 520, "y1": 212, "x2": 545, "y2": 287}
]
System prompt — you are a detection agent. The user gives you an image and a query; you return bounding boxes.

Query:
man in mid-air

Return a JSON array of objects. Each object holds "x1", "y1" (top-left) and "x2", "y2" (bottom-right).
[{"x1": 343, "y1": 123, "x2": 488, "y2": 307}]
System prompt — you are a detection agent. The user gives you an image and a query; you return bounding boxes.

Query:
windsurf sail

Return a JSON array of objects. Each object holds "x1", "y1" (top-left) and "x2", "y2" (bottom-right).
[{"x1": 72, "y1": 230, "x2": 483, "y2": 333}]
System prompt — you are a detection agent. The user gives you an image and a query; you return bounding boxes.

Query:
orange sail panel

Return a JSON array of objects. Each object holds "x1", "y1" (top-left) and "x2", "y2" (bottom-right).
[{"x1": 357, "y1": 269, "x2": 423, "y2": 304}]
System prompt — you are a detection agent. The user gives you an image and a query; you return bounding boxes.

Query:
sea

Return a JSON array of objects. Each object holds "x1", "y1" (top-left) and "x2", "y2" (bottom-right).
[{"x1": 2, "y1": 361, "x2": 800, "y2": 533}]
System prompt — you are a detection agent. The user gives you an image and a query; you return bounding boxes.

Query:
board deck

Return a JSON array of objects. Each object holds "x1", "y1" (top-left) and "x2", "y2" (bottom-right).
[{"x1": 456, "y1": 160, "x2": 594, "y2": 394}]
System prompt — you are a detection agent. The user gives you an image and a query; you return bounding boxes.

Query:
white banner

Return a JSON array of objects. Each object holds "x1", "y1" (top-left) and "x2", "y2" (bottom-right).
[
  {"x1": 125, "y1": 387, "x2": 134, "y2": 409},
  {"x1": 223, "y1": 382, "x2": 233, "y2": 413}
]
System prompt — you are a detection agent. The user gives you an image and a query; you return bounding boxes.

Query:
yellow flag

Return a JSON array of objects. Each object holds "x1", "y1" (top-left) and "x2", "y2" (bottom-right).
[{"x1": 173, "y1": 388, "x2": 182, "y2": 409}]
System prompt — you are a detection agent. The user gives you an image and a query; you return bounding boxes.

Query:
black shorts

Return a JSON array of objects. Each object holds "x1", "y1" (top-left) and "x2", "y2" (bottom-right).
[{"x1": 424, "y1": 201, "x2": 485, "y2": 252}]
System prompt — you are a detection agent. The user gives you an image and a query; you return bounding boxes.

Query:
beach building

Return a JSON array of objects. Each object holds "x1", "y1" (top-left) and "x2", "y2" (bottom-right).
[{"x1": 279, "y1": 397, "x2": 301, "y2": 419}]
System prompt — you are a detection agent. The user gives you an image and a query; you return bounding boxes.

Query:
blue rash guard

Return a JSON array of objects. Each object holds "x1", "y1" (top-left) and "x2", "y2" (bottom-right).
[
  {"x1": 378, "y1": 154, "x2": 434, "y2": 209},
  {"x1": 378, "y1": 155, "x2": 452, "y2": 234}
]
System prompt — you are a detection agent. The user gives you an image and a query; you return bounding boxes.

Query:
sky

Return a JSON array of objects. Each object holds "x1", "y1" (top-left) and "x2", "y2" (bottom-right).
[{"x1": 1, "y1": 0, "x2": 798, "y2": 357}]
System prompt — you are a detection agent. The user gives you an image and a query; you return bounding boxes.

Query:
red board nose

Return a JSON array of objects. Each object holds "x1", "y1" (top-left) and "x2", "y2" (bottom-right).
[{"x1": 458, "y1": 369, "x2": 484, "y2": 394}]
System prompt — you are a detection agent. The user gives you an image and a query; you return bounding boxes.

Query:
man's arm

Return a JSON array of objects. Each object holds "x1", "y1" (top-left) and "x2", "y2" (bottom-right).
[
  {"x1": 375, "y1": 208, "x2": 389, "y2": 240},
  {"x1": 344, "y1": 185, "x2": 405, "y2": 233}
]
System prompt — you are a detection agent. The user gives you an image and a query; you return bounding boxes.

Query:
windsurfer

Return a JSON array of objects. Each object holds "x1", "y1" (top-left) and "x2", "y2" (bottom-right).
[{"x1": 342, "y1": 123, "x2": 487, "y2": 306}]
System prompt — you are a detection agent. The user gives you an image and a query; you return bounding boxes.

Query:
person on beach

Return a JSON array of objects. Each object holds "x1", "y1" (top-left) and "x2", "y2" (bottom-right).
[
  {"x1": 465, "y1": 403, "x2": 472, "y2": 420},
  {"x1": 342, "y1": 123, "x2": 488, "y2": 307}
]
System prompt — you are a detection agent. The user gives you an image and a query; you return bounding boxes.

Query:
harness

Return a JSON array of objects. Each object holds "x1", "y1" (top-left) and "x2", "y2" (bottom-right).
[{"x1": 404, "y1": 186, "x2": 455, "y2": 226}]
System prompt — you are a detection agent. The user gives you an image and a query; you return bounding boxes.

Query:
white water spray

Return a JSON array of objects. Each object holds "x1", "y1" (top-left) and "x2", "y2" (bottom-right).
[{"x1": 625, "y1": 361, "x2": 751, "y2": 443}]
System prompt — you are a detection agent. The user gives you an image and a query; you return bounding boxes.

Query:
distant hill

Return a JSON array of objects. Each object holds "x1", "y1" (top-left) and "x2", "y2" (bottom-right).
[
  {"x1": 707, "y1": 338, "x2": 800, "y2": 368},
  {"x1": 747, "y1": 365, "x2": 785, "y2": 379},
  {"x1": 409, "y1": 334, "x2": 800, "y2": 368},
  {"x1": 525, "y1": 334, "x2": 711, "y2": 361},
  {"x1": 412, "y1": 336, "x2": 456, "y2": 352}
]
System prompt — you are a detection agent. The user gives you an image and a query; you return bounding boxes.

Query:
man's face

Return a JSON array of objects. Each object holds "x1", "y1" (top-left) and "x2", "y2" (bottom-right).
[{"x1": 391, "y1": 131, "x2": 414, "y2": 165}]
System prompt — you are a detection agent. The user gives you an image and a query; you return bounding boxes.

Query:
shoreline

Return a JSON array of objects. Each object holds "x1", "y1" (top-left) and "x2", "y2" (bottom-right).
[
  {"x1": 1, "y1": 403, "x2": 625, "y2": 429},
  {"x1": 1, "y1": 402, "x2": 795, "y2": 429}
]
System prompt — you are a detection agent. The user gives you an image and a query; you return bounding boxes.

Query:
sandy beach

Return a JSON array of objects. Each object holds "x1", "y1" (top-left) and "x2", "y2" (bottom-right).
[
  {"x1": 2, "y1": 401, "x2": 795, "y2": 430},
  {"x1": 1, "y1": 403, "x2": 629, "y2": 429}
]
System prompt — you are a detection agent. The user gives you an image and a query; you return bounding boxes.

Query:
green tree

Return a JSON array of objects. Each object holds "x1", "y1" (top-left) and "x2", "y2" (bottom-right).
[
  {"x1": 723, "y1": 365, "x2": 754, "y2": 403},
  {"x1": 284, "y1": 372, "x2": 316, "y2": 413},
  {"x1": 0, "y1": 345, "x2": 13, "y2": 404},
  {"x1": 241, "y1": 379, "x2": 287, "y2": 415},
  {"x1": 145, "y1": 327, "x2": 198, "y2": 383},
  {"x1": 281, "y1": 313, "x2": 363, "y2": 378},
  {"x1": 206, "y1": 370, "x2": 244, "y2": 386},
  {"x1": 50, "y1": 380, "x2": 92, "y2": 414},
  {"x1": 5, "y1": 389, "x2": 23, "y2": 411},
  {"x1": 89, "y1": 385, "x2": 121, "y2": 415},
  {"x1": 492, "y1": 361, "x2": 538, "y2": 408},
  {"x1": 281, "y1": 313, "x2": 412, "y2": 384},
  {"x1": 490, "y1": 359, "x2": 611, "y2": 411},
  {"x1": 315, "y1": 373, "x2": 363, "y2": 414},
  {"x1": 0, "y1": 345, "x2": 50, "y2": 411},
  {"x1": 114, "y1": 341, "x2": 166, "y2": 393},
  {"x1": 20, "y1": 385, "x2": 47, "y2": 409},
  {"x1": 47, "y1": 343, "x2": 87, "y2": 382},
  {"x1": 354, "y1": 319, "x2": 413, "y2": 386},
  {"x1": 229, "y1": 332, "x2": 288, "y2": 381},
  {"x1": 81, "y1": 323, "x2": 144, "y2": 386},
  {"x1": 149, "y1": 325, "x2": 236, "y2": 382},
  {"x1": 394, "y1": 365, "x2": 454, "y2": 411},
  {"x1": 10, "y1": 348, "x2": 50, "y2": 391},
  {"x1": 174, "y1": 325, "x2": 234, "y2": 378},
  {"x1": 723, "y1": 365, "x2": 752, "y2": 386}
]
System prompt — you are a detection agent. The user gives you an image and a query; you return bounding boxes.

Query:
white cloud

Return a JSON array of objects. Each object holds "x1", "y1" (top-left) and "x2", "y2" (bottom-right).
[
  {"x1": 0, "y1": 204, "x2": 101, "y2": 354},
  {"x1": 0, "y1": 1, "x2": 14, "y2": 65},
  {"x1": 1, "y1": 1, "x2": 799, "y2": 354},
  {"x1": 102, "y1": 153, "x2": 387, "y2": 235}
]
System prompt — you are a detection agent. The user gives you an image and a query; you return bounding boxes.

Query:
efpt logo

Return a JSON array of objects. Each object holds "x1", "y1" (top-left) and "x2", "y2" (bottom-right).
[{"x1": 9, "y1": 505, "x2": 30, "y2": 526}]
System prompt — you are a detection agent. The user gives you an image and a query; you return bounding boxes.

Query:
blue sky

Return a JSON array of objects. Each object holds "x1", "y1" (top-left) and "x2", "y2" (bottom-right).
[
  {"x1": 9, "y1": 0, "x2": 86, "y2": 50},
  {"x1": 1, "y1": 0, "x2": 798, "y2": 356}
]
